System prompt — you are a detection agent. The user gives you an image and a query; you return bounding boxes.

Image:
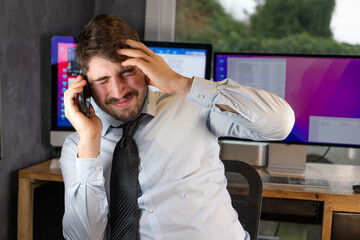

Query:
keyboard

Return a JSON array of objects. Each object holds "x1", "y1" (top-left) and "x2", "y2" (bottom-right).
[
  {"x1": 261, "y1": 175, "x2": 330, "y2": 188},
  {"x1": 225, "y1": 172, "x2": 330, "y2": 188}
]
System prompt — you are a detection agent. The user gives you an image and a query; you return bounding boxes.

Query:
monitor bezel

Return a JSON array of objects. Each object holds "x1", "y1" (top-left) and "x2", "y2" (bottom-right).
[{"x1": 214, "y1": 51, "x2": 360, "y2": 148}]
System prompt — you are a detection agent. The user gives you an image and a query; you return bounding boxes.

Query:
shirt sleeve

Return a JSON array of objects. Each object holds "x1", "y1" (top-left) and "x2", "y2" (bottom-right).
[
  {"x1": 59, "y1": 134, "x2": 108, "y2": 240},
  {"x1": 186, "y1": 76, "x2": 295, "y2": 140}
]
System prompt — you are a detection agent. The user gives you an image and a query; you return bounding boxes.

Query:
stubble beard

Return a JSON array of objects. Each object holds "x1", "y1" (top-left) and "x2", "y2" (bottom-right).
[{"x1": 102, "y1": 86, "x2": 148, "y2": 122}]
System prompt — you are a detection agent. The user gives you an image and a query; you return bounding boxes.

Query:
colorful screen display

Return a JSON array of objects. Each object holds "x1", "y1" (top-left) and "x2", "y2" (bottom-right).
[
  {"x1": 214, "y1": 53, "x2": 360, "y2": 147},
  {"x1": 51, "y1": 36, "x2": 79, "y2": 128}
]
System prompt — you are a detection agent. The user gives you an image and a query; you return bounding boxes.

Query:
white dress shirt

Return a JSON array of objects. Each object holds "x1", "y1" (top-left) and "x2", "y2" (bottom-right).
[{"x1": 60, "y1": 77, "x2": 294, "y2": 240}]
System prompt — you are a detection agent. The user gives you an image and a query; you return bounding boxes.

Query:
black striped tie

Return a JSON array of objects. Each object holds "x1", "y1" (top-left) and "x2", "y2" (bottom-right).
[{"x1": 110, "y1": 114, "x2": 144, "y2": 239}]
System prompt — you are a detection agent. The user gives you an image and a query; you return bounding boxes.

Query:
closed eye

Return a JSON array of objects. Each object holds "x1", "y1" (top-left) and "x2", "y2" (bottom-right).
[
  {"x1": 120, "y1": 67, "x2": 136, "y2": 76},
  {"x1": 93, "y1": 76, "x2": 110, "y2": 85}
]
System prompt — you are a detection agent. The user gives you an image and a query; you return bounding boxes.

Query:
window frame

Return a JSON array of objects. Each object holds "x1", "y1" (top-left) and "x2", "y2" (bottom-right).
[{"x1": 144, "y1": 0, "x2": 177, "y2": 41}]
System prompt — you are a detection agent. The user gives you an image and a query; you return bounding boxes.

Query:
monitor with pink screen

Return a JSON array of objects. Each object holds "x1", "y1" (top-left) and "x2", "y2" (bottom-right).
[{"x1": 214, "y1": 52, "x2": 360, "y2": 148}]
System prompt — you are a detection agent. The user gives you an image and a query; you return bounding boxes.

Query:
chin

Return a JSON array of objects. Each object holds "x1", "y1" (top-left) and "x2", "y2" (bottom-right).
[
  {"x1": 106, "y1": 105, "x2": 138, "y2": 122},
  {"x1": 117, "y1": 110, "x2": 139, "y2": 122}
]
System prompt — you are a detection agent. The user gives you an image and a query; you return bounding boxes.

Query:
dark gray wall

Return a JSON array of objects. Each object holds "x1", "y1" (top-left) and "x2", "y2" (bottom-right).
[{"x1": 0, "y1": 0, "x2": 146, "y2": 239}]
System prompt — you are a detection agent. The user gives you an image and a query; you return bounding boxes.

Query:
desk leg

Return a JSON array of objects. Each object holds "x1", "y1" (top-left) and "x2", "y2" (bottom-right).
[
  {"x1": 17, "y1": 178, "x2": 45, "y2": 240},
  {"x1": 321, "y1": 202, "x2": 333, "y2": 240}
]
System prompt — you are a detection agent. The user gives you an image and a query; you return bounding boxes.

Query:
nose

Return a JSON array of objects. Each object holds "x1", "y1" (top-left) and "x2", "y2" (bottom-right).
[{"x1": 109, "y1": 76, "x2": 127, "y2": 99}]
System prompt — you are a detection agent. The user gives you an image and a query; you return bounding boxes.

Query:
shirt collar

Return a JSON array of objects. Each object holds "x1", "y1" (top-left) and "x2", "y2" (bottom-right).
[{"x1": 100, "y1": 87, "x2": 157, "y2": 136}]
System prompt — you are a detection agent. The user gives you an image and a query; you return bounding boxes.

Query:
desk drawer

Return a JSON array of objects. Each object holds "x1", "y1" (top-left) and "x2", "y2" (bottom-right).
[
  {"x1": 331, "y1": 212, "x2": 360, "y2": 240},
  {"x1": 261, "y1": 198, "x2": 323, "y2": 224}
]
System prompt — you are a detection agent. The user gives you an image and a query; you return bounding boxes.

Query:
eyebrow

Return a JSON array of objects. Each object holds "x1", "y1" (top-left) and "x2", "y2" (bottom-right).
[
  {"x1": 120, "y1": 67, "x2": 135, "y2": 74},
  {"x1": 91, "y1": 67, "x2": 136, "y2": 82},
  {"x1": 92, "y1": 76, "x2": 110, "y2": 82}
]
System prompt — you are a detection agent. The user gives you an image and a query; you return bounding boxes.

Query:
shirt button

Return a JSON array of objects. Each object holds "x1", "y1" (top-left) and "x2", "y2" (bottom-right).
[
  {"x1": 158, "y1": 238, "x2": 162, "y2": 240},
  {"x1": 227, "y1": 112, "x2": 233, "y2": 116},
  {"x1": 198, "y1": 94, "x2": 205, "y2": 99},
  {"x1": 180, "y1": 192, "x2": 186, "y2": 199},
  {"x1": 148, "y1": 208, "x2": 154, "y2": 214},
  {"x1": 95, "y1": 167, "x2": 101, "y2": 172},
  {"x1": 138, "y1": 165, "x2": 142, "y2": 171},
  {"x1": 100, "y1": 195, "x2": 105, "y2": 200}
]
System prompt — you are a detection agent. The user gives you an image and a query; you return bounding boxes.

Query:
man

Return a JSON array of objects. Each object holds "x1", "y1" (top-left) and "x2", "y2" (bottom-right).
[{"x1": 60, "y1": 14, "x2": 294, "y2": 240}]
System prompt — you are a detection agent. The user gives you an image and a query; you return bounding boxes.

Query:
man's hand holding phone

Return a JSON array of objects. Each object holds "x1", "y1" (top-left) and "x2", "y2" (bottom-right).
[{"x1": 64, "y1": 74, "x2": 102, "y2": 158}]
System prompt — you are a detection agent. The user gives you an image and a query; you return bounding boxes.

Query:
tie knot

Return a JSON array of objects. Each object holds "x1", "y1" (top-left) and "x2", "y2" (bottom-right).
[{"x1": 122, "y1": 113, "x2": 145, "y2": 137}]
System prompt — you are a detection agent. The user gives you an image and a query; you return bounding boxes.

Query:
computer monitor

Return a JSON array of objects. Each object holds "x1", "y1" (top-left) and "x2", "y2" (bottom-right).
[
  {"x1": 214, "y1": 52, "x2": 360, "y2": 175},
  {"x1": 50, "y1": 36, "x2": 212, "y2": 147},
  {"x1": 51, "y1": 36, "x2": 78, "y2": 147}
]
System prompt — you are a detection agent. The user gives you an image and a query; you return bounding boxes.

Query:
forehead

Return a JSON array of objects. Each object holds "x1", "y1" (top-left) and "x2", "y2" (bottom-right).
[{"x1": 87, "y1": 56, "x2": 126, "y2": 75}]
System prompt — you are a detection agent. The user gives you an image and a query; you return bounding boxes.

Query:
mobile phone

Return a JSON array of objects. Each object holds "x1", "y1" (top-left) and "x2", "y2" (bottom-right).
[{"x1": 76, "y1": 73, "x2": 91, "y2": 117}]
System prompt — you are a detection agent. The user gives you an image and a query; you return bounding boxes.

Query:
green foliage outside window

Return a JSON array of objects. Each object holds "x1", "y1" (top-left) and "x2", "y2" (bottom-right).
[
  {"x1": 175, "y1": 0, "x2": 360, "y2": 55},
  {"x1": 250, "y1": 0, "x2": 335, "y2": 38}
]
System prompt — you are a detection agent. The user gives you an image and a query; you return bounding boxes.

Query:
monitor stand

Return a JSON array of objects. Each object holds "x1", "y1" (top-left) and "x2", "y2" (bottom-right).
[{"x1": 267, "y1": 143, "x2": 307, "y2": 177}]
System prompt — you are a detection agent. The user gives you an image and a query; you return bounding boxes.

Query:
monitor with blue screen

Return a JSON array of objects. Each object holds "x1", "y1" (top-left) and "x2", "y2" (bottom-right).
[
  {"x1": 50, "y1": 36, "x2": 212, "y2": 146},
  {"x1": 143, "y1": 41, "x2": 212, "y2": 81},
  {"x1": 214, "y1": 52, "x2": 360, "y2": 148}
]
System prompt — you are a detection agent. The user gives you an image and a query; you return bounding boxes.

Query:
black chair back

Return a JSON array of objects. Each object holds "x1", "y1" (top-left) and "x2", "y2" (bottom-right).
[{"x1": 222, "y1": 160, "x2": 263, "y2": 240}]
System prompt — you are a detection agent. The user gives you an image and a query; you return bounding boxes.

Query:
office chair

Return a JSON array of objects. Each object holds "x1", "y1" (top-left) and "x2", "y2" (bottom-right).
[{"x1": 222, "y1": 160, "x2": 263, "y2": 240}]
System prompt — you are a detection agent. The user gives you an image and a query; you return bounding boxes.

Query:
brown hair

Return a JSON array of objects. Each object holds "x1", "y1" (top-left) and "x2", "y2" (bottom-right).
[{"x1": 76, "y1": 14, "x2": 139, "y2": 73}]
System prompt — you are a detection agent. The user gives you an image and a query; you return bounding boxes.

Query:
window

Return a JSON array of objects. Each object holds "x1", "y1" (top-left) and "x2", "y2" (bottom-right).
[{"x1": 175, "y1": 0, "x2": 360, "y2": 54}]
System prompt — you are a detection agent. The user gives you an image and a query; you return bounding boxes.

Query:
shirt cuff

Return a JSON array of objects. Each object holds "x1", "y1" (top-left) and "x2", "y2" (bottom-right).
[
  {"x1": 186, "y1": 76, "x2": 218, "y2": 108},
  {"x1": 75, "y1": 155, "x2": 104, "y2": 182}
]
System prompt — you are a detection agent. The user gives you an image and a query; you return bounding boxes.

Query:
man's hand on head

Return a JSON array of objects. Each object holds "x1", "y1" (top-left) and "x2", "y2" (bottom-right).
[{"x1": 117, "y1": 39, "x2": 193, "y2": 96}]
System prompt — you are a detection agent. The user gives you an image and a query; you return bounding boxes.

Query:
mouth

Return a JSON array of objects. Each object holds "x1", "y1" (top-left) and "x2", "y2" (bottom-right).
[{"x1": 110, "y1": 95, "x2": 134, "y2": 108}]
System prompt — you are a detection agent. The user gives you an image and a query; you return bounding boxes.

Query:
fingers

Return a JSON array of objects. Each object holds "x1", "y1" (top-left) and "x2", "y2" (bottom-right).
[
  {"x1": 117, "y1": 42, "x2": 158, "y2": 76},
  {"x1": 65, "y1": 76, "x2": 87, "y2": 99},
  {"x1": 72, "y1": 74, "x2": 87, "y2": 89},
  {"x1": 121, "y1": 57, "x2": 151, "y2": 72},
  {"x1": 117, "y1": 39, "x2": 182, "y2": 94},
  {"x1": 122, "y1": 39, "x2": 155, "y2": 56},
  {"x1": 62, "y1": 75, "x2": 102, "y2": 143},
  {"x1": 117, "y1": 48, "x2": 152, "y2": 64},
  {"x1": 63, "y1": 75, "x2": 87, "y2": 118},
  {"x1": 117, "y1": 40, "x2": 156, "y2": 66}
]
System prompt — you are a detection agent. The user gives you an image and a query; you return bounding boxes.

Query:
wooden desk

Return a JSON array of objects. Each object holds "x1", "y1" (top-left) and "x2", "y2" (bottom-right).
[
  {"x1": 227, "y1": 163, "x2": 360, "y2": 239},
  {"x1": 17, "y1": 160, "x2": 360, "y2": 240},
  {"x1": 17, "y1": 160, "x2": 63, "y2": 240},
  {"x1": 265, "y1": 163, "x2": 360, "y2": 239}
]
